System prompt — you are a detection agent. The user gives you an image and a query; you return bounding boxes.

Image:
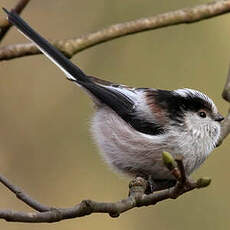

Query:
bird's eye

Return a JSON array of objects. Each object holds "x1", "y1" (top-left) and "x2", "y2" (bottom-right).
[{"x1": 199, "y1": 111, "x2": 206, "y2": 118}]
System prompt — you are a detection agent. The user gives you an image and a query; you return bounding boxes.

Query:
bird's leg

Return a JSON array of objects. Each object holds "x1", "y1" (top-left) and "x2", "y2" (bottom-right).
[
  {"x1": 145, "y1": 175, "x2": 158, "y2": 194},
  {"x1": 133, "y1": 174, "x2": 156, "y2": 194}
]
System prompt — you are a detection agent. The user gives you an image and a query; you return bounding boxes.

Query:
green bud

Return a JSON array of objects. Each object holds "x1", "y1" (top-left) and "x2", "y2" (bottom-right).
[
  {"x1": 162, "y1": 151, "x2": 177, "y2": 171},
  {"x1": 197, "y1": 177, "x2": 211, "y2": 188}
]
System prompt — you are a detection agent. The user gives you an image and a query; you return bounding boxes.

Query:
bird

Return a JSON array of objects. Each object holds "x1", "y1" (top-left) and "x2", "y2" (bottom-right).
[{"x1": 3, "y1": 8, "x2": 224, "y2": 192}]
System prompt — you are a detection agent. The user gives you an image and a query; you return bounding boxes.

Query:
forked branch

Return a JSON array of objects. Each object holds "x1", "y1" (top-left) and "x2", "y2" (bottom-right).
[
  {"x1": 0, "y1": 0, "x2": 230, "y2": 224},
  {"x1": 0, "y1": 152, "x2": 210, "y2": 223}
]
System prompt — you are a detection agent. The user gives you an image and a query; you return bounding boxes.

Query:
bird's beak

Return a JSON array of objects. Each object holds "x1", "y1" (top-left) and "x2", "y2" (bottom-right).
[{"x1": 214, "y1": 113, "x2": 224, "y2": 122}]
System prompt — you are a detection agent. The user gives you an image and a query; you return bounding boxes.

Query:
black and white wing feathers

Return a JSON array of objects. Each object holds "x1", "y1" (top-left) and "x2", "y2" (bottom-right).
[{"x1": 3, "y1": 8, "x2": 165, "y2": 136}]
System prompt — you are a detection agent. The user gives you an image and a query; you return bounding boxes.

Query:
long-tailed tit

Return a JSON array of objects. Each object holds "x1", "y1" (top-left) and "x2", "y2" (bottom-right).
[{"x1": 4, "y1": 9, "x2": 224, "y2": 192}]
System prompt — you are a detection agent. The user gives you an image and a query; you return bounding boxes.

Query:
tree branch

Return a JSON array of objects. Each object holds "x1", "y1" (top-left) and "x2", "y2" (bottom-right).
[
  {"x1": 0, "y1": 0, "x2": 31, "y2": 43},
  {"x1": 0, "y1": 0, "x2": 229, "y2": 224},
  {"x1": 0, "y1": 154, "x2": 210, "y2": 223},
  {"x1": 0, "y1": 174, "x2": 52, "y2": 212},
  {"x1": 217, "y1": 65, "x2": 230, "y2": 145},
  {"x1": 0, "y1": 0, "x2": 230, "y2": 61}
]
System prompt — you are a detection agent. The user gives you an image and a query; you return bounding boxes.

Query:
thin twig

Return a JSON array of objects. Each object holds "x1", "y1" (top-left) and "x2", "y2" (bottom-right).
[
  {"x1": 0, "y1": 0, "x2": 230, "y2": 60},
  {"x1": 0, "y1": 0, "x2": 31, "y2": 43},
  {"x1": 0, "y1": 0, "x2": 228, "y2": 224},
  {"x1": 0, "y1": 174, "x2": 52, "y2": 212},
  {"x1": 0, "y1": 157, "x2": 206, "y2": 223},
  {"x1": 222, "y1": 65, "x2": 230, "y2": 102},
  {"x1": 217, "y1": 65, "x2": 230, "y2": 145},
  {"x1": 175, "y1": 156, "x2": 186, "y2": 184}
]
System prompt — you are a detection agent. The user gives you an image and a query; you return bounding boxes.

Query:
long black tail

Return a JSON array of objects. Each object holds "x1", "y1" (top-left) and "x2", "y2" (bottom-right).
[
  {"x1": 3, "y1": 8, "x2": 135, "y2": 119},
  {"x1": 3, "y1": 8, "x2": 89, "y2": 84}
]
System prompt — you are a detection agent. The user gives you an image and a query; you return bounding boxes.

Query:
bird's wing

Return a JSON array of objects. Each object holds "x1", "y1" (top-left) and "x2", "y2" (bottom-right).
[{"x1": 4, "y1": 8, "x2": 164, "y2": 136}]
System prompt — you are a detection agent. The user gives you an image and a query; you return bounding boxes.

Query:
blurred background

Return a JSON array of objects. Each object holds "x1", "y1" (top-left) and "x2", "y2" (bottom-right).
[{"x1": 0, "y1": 0, "x2": 230, "y2": 229}]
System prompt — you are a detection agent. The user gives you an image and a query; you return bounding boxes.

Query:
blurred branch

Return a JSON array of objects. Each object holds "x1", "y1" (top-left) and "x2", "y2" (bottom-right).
[
  {"x1": 0, "y1": 0, "x2": 31, "y2": 43},
  {"x1": 0, "y1": 153, "x2": 210, "y2": 223},
  {"x1": 1, "y1": 0, "x2": 230, "y2": 60},
  {"x1": 218, "y1": 65, "x2": 230, "y2": 145}
]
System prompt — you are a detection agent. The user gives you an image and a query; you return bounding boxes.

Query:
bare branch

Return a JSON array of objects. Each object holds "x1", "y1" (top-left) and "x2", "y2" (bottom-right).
[
  {"x1": 217, "y1": 65, "x2": 230, "y2": 145},
  {"x1": 0, "y1": 174, "x2": 52, "y2": 212},
  {"x1": 0, "y1": 155, "x2": 210, "y2": 223},
  {"x1": 175, "y1": 156, "x2": 186, "y2": 184},
  {"x1": 219, "y1": 111, "x2": 230, "y2": 143},
  {"x1": 0, "y1": 0, "x2": 230, "y2": 61},
  {"x1": 0, "y1": 0, "x2": 228, "y2": 224},
  {"x1": 0, "y1": 0, "x2": 31, "y2": 43},
  {"x1": 222, "y1": 65, "x2": 230, "y2": 102}
]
